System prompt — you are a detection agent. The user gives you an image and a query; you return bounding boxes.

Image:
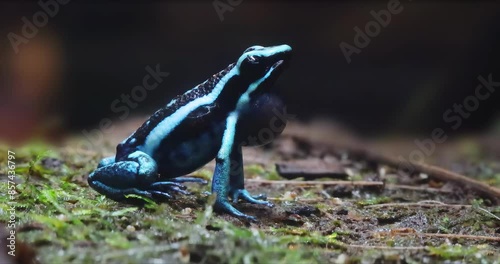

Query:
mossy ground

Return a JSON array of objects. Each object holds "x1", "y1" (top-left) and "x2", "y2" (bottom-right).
[{"x1": 0, "y1": 120, "x2": 499, "y2": 263}]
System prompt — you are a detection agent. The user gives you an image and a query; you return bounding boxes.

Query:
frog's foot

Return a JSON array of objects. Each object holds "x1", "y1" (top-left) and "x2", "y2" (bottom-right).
[
  {"x1": 89, "y1": 180, "x2": 163, "y2": 201},
  {"x1": 89, "y1": 152, "x2": 197, "y2": 204},
  {"x1": 149, "y1": 181, "x2": 192, "y2": 198},
  {"x1": 214, "y1": 198, "x2": 258, "y2": 222},
  {"x1": 231, "y1": 189, "x2": 274, "y2": 208},
  {"x1": 148, "y1": 178, "x2": 207, "y2": 200},
  {"x1": 90, "y1": 180, "x2": 181, "y2": 203}
]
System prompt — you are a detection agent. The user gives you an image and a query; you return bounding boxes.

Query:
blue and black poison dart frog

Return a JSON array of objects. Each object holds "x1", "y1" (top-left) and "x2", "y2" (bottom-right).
[{"x1": 88, "y1": 44, "x2": 292, "y2": 221}]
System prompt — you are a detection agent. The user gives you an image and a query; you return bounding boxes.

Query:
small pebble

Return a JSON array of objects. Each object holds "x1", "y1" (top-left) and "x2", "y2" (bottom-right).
[
  {"x1": 181, "y1": 208, "x2": 192, "y2": 215},
  {"x1": 334, "y1": 254, "x2": 347, "y2": 264},
  {"x1": 56, "y1": 214, "x2": 67, "y2": 221},
  {"x1": 331, "y1": 197, "x2": 343, "y2": 205},
  {"x1": 345, "y1": 168, "x2": 355, "y2": 177},
  {"x1": 178, "y1": 245, "x2": 190, "y2": 263},
  {"x1": 126, "y1": 225, "x2": 135, "y2": 232},
  {"x1": 283, "y1": 191, "x2": 297, "y2": 201},
  {"x1": 302, "y1": 222, "x2": 314, "y2": 229},
  {"x1": 379, "y1": 167, "x2": 387, "y2": 177}
]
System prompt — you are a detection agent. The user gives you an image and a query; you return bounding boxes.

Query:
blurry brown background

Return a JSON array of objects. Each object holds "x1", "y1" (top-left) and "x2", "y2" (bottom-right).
[{"x1": 0, "y1": 1, "x2": 499, "y2": 144}]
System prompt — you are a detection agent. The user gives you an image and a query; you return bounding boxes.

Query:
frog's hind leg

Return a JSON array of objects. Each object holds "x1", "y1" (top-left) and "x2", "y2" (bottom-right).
[
  {"x1": 96, "y1": 156, "x2": 116, "y2": 168},
  {"x1": 88, "y1": 151, "x2": 191, "y2": 203}
]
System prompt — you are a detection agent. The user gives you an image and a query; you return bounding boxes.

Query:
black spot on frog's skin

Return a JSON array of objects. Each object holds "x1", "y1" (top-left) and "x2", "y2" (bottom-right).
[{"x1": 187, "y1": 103, "x2": 217, "y2": 119}]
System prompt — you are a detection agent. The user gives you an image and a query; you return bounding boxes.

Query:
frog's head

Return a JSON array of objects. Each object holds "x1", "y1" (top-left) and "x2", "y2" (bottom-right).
[
  {"x1": 236, "y1": 44, "x2": 292, "y2": 90},
  {"x1": 212, "y1": 44, "x2": 292, "y2": 110}
]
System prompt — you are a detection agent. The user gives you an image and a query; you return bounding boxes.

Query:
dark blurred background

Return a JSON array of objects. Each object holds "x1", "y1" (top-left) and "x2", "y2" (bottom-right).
[{"x1": 1, "y1": 1, "x2": 499, "y2": 143}]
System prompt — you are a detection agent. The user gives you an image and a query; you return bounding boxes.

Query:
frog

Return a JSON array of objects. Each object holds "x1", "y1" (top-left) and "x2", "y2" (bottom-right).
[{"x1": 88, "y1": 44, "x2": 292, "y2": 221}]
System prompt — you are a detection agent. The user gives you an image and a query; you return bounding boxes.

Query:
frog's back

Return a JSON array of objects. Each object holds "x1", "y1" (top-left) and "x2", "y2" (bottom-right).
[
  {"x1": 115, "y1": 63, "x2": 239, "y2": 175},
  {"x1": 137, "y1": 90, "x2": 231, "y2": 176}
]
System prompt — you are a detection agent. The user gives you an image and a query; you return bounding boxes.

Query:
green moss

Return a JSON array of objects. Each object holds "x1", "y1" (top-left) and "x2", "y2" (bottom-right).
[
  {"x1": 244, "y1": 164, "x2": 283, "y2": 180},
  {"x1": 356, "y1": 196, "x2": 392, "y2": 206},
  {"x1": 1, "y1": 138, "x2": 499, "y2": 263},
  {"x1": 427, "y1": 244, "x2": 480, "y2": 260}
]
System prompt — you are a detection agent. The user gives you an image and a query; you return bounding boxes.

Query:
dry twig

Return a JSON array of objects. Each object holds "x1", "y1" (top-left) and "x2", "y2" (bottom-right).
[
  {"x1": 374, "y1": 232, "x2": 500, "y2": 242},
  {"x1": 364, "y1": 202, "x2": 471, "y2": 209},
  {"x1": 246, "y1": 179, "x2": 383, "y2": 186},
  {"x1": 284, "y1": 131, "x2": 500, "y2": 204},
  {"x1": 347, "y1": 244, "x2": 426, "y2": 250}
]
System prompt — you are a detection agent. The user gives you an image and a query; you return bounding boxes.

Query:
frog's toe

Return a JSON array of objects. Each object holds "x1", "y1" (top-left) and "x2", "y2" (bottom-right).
[
  {"x1": 241, "y1": 214, "x2": 258, "y2": 222},
  {"x1": 201, "y1": 191, "x2": 212, "y2": 196},
  {"x1": 150, "y1": 181, "x2": 186, "y2": 190},
  {"x1": 149, "y1": 181, "x2": 193, "y2": 197},
  {"x1": 214, "y1": 198, "x2": 258, "y2": 222},
  {"x1": 171, "y1": 177, "x2": 208, "y2": 184},
  {"x1": 250, "y1": 193, "x2": 267, "y2": 201},
  {"x1": 169, "y1": 186, "x2": 191, "y2": 195},
  {"x1": 150, "y1": 190, "x2": 174, "y2": 200},
  {"x1": 232, "y1": 189, "x2": 274, "y2": 208}
]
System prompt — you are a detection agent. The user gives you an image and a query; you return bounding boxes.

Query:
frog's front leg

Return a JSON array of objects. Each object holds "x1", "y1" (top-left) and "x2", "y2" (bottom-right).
[
  {"x1": 88, "y1": 151, "x2": 190, "y2": 203},
  {"x1": 212, "y1": 113, "x2": 273, "y2": 221},
  {"x1": 229, "y1": 144, "x2": 273, "y2": 206}
]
